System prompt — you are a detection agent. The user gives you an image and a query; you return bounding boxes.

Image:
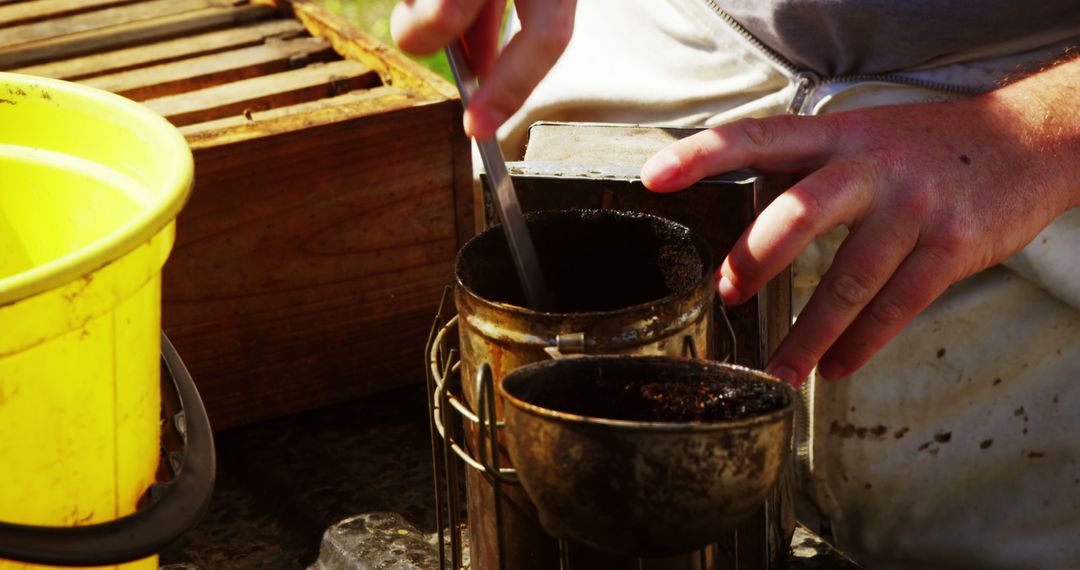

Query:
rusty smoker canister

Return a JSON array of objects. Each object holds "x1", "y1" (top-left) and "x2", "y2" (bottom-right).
[{"x1": 455, "y1": 209, "x2": 715, "y2": 570}]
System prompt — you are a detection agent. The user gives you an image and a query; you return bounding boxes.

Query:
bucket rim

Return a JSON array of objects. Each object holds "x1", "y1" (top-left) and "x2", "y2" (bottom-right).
[{"x1": 0, "y1": 72, "x2": 193, "y2": 307}]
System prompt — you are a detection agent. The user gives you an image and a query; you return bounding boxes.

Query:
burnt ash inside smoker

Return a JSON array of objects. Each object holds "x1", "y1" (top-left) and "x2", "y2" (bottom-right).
[
  {"x1": 626, "y1": 373, "x2": 789, "y2": 422},
  {"x1": 506, "y1": 359, "x2": 791, "y2": 423},
  {"x1": 456, "y1": 210, "x2": 709, "y2": 312},
  {"x1": 463, "y1": 210, "x2": 786, "y2": 423}
]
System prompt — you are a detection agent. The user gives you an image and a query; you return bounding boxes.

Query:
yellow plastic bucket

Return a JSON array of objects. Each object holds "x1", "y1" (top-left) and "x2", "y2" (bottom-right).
[{"x1": 0, "y1": 72, "x2": 193, "y2": 569}]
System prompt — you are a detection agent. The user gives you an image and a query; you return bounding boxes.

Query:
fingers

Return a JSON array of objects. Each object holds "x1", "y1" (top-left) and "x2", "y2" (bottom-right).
[
  {"x1": 460, "y1": 0, "x2": 505, "y2": 76},
  {"x1": 638, "y1": 113, "x2": 932, "y2": 387},
  {"x1": 641, "y1": 115, "x2": 838, "y2": 192},
  {"x1": 763, "y1": 215, "x2": 919, "y2": 386},
  {"x1": 391, "y1": 0, "x2": 489, "y2": 55},
  {"x1": 718, "y1": 160, "x2": 879, "y2": 307},
  {"x1": 464, "y1": 0, "x2": 575, "y2": 139},
  {"x1": 814, "y1": 245, "x2": 956, "y2": 380},
  {"x1": 392, "y1": 0, "x2": 576, "y2": 140}
]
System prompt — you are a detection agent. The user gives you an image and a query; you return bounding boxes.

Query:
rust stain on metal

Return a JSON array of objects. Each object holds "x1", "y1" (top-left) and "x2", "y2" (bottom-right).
[
  {"x1": 451, "y1": 210, "x2": 718, "y2": 568},
  {"x1": 500, "y1": 356, "x2": 795, "y2": 557}
]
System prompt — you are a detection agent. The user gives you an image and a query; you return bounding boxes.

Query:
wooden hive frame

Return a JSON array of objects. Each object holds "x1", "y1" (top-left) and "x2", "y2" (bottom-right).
[{"x1": 1, "y1": 0, "x2": 473, "y2": 429}]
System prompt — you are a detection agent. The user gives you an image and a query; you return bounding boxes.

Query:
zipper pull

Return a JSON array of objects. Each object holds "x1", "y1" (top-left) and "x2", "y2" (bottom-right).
[{"x1": 786, "y1": 71, "x2": 820, "y2": 115}]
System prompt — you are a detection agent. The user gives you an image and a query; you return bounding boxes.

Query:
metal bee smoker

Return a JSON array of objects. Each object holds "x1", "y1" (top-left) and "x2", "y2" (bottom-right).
[{"x1": 425, "y1": 122, "x2": 796, "y2": 570}]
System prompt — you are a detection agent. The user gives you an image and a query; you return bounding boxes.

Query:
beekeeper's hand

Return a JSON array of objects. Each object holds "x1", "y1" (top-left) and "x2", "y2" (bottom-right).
[
  {"x1": 641, "y1": 55, "x2": 1080, "y2": 387},
  {"x1": 391, "y1": 0, "x2": 576, "y2": 140}
]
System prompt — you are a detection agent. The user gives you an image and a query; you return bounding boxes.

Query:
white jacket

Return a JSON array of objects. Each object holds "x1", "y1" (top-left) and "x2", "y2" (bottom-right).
[{"x1": 500, "y1": 1, "x2": 1080, "y2": 568}]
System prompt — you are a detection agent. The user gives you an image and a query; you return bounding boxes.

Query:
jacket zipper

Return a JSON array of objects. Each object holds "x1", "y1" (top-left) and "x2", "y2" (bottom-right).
[
  {"x1": 800, "y1": 73, "x2": 985, "y2": 115},
  {"x1": 701, "y1": 0, "x2": 803, "y2": 78},
  {"x1": 700, "y1": 0, "x2": 987, "y2": 538},
  {"x1": 700, "y1": 0, "x2": 987, "y2": 116}
]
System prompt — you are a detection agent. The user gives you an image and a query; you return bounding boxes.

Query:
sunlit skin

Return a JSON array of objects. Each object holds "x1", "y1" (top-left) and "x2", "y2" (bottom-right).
[
  {"x1": 640, "y1": 76, "x2": 1080, "y2": 386},
  {"x1": 392, "y1": 0, "x2": 1080, "y2": 386},
  {"x1": 391, "y1": 0, "x2": 575, "y2": 138}
]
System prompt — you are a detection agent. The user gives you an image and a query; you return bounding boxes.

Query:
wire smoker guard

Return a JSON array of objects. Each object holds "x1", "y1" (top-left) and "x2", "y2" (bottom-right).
[
  {"x1": 498, "y1": 355, "x2": 796, "y2": 558},
  {"x1": 424, "y1": 209, "x2": 790, "y2": 570}
]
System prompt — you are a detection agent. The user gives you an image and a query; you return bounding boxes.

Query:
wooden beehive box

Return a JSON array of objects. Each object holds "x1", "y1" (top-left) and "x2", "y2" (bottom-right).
[{"x1": 1, "y1": 0, "x2": 473, "y2": 430}]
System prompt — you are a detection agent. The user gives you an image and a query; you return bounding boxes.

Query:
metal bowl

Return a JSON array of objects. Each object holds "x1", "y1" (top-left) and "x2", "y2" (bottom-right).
[{"x1": 498, "y1": 355, "x2": 796, "y2": 558}]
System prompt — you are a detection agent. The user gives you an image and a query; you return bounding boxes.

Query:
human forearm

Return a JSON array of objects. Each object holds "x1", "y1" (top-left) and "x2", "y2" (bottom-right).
[
  {"x1": 640, "y1": 50, "x2": 1080, "y2": 386},
  {"x1": 984, "y1": 51, "x2": 1080, "y2": 213}
]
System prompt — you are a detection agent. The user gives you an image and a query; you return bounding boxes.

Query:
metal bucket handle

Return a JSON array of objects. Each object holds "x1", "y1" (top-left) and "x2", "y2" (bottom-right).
[
  {"x1": 0, "y1": 332, "x2": 216, "y2": 566},
  {"x1": 426, "y1": 288, "x2": 777, "y2": 570},
  {"x1": 427, "y1": 286, "x2": 737, "y2": 485}
]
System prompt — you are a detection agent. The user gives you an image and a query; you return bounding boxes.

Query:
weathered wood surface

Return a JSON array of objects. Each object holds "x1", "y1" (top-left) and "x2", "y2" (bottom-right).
[
  {"x1": 0, "y1": 2, "x2": 275, "y2": 69},
  {"x1": 178, "y1": 84, "x2": 419, "y2": 141},
  {"x1": 83, "y1": 35, "x2": 336, "y2": 100},
  {"x1": 0, "y1": 0, "x2": 230, "y2": 48},
  {"x1": 14, "y1": 18, "x2": 306, "y2": 80},
  {"x1": 0, "y1": 0, "x2": 141, "y2": 28},
  {"x1": 163, "y1": 100, "x2": 469, "y2": 428},
  {"x1": 5, "y1": 0, "x2": 472, "y2": 429},
  {"x1": 142, "y1": 58, "x2": 380, "y2": 126}
]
